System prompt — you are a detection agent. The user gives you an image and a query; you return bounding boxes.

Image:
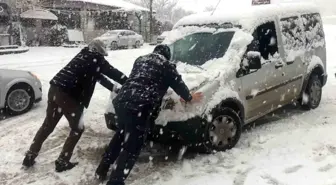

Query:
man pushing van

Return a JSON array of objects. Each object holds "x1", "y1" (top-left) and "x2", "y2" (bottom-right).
[
  {"x1": 22, "y1": 40, "x2": 128, "y2": 172},
  {"x1": 95, "y1": 44, "x2": 203, "y2": 185}
]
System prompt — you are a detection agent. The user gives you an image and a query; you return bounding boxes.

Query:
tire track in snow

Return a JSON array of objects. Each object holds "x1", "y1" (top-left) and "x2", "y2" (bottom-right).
[{"x1": 261, "y1": 174, "x2": 287, "y2": 185}]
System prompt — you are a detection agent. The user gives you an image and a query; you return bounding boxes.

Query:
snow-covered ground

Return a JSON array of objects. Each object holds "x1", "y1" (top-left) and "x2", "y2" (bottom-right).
[{"x1": 1, "y1": 25, "x2": 336, "y2": 185}]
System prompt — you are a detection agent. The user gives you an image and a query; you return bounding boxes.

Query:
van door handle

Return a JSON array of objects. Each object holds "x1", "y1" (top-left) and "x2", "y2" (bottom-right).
[
  {"x1": 275, "y1": 62, "x2": 283, "y2": 69},
  {"x1": 286, "y1": 60, "x2": 294, "y2": 65}
]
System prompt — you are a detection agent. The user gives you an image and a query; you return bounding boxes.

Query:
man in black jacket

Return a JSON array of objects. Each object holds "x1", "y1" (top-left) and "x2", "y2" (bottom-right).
[
  {"x1": 95, "y1": 44, "x2": 203, "y2": 185},
  {"x1": 22, "y1": 40, "x2": 128, "y2": 172}
]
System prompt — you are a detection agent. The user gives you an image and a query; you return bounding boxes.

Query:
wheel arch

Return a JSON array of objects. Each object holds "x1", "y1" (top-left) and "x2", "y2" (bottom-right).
[
  {"x1": 6, "y1": 80, "x2": 35, "y2": 99},
  {"x1": 214, "y1": 98, "x2": 245, "y2": 123},
  {"x1": 300, "y1": 64, "x2": 325, "y2": 97}
]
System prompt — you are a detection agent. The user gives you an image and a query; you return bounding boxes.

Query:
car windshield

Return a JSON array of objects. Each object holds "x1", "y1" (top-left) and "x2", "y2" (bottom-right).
[
  {"x1": 102, "y1": 31, "x2": 119, "y2": 37},
  {"x1": 170, "y1": 31, "x2": 235, "y2": 66}
]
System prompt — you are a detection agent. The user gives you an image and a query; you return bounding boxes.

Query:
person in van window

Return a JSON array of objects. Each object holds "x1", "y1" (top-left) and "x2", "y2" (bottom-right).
[
  {"x1": 95, "y1": 44, "x2": 203, "y2": 185},
  {"x1": 22, "y1": 39, "x2": 128, "y2": 172}
]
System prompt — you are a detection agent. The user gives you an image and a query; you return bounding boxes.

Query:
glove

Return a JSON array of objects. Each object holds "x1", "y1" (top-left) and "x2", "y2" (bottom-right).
[{"x1": 112, "y1": 85, "x2": 120, "y2": 94}]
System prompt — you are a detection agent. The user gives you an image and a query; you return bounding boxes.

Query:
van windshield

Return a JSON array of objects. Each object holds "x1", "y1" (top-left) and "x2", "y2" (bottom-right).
[{"x1": 170, "y1": 31, "x2": 235, "y2": 66}]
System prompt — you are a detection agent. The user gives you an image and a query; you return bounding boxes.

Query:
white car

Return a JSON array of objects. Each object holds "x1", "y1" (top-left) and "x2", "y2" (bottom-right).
[
  {"x1": 95, "y1": 30, "x2": 144, "y2": 50},
  {"x1": 0, "y1": 69, "x2": 42, "y2": 115},
  {"x1": 157, "y1": 31, "x2": 169, "y2": 44}
]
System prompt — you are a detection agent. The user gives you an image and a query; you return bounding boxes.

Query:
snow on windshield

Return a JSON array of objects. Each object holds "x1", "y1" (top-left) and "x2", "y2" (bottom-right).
[
  {"x1": 163, "y1": 26, "x2": 240, "y2": 66},
  {"x1": 170, "y1": 31, "x2": 235, "y2": 66}
]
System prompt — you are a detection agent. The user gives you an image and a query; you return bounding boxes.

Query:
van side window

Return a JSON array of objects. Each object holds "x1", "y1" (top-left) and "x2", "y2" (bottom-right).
[
  {"x1": 301, "y1": 13, "x2": 325, "y2": 49},
  {"x1": 255, "y1": 22, "x2": 279, "y2": 60},
  {"x1": 280, "y1": 16, "x2": 305, "y2": 60},
  {"x1": 245, "y1": 21, "x2": 279, "y2": 61},
  {"x1": 239, "y1": 21, "x2": 279, "y2": 76}
]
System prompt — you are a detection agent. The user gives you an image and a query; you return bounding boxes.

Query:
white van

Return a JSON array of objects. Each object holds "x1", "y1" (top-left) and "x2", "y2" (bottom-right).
[{"x1": 105, "y1": 3, "x2": 328, "y2": 152}]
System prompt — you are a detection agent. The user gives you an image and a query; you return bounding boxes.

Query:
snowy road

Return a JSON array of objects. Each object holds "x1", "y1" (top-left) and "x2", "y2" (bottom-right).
[{"x1": 1, "y1": 25, "x2": 336, "y2": 185}]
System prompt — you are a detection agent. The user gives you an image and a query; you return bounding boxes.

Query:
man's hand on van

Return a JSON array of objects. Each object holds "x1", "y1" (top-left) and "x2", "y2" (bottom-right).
[{"x1": 180, "y1": 92, "x2": 204, "y2": 103}]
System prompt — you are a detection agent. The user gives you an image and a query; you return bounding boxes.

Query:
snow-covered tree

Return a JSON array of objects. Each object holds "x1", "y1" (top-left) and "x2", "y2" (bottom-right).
[
  {"x1": 126, "y1": 0, "x2": 193, "y2": 41},
  {"x1": 204, "y1": 6, "x2": 216, "y2": 12}
]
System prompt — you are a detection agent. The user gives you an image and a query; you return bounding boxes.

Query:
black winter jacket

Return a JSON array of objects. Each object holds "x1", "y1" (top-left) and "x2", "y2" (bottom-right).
[
  {"x1": 113, "y1": 53, "x2": 192, "y2": 112},
  {"x1": 50, "y1": 47, "x2": 127, "y2": 108}
]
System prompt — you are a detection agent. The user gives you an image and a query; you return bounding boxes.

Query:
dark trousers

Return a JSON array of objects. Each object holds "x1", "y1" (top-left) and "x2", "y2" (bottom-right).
[
  {"x1": 28, "y1": 85, "x2": 84, "y2": 162},
  {"x1": 102, "y1": 105, "x2": 152, "y2": 185}
]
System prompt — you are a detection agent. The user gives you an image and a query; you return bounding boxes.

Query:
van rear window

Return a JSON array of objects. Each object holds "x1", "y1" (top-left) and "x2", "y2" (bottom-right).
[
  {"x1": 301, "y1": 13, "x2": 325, "y2": 49},
  {"x1": 280, "y1": 16, "x2": 306, "y2": 59}
]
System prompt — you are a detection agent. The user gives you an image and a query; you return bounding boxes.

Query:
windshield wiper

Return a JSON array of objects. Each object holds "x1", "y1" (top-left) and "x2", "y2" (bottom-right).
[{"x1": 195, "y1": 65, "x2": 206, "y2": 70}]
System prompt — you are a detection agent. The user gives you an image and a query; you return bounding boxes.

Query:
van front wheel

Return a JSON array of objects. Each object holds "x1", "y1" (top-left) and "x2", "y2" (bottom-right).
[
  {"x1": 301, "y1": 74, "x2": 322, "y2": 110},
  {"x1": 202, "y1": 107, "x2": 242, "y2": 153}
]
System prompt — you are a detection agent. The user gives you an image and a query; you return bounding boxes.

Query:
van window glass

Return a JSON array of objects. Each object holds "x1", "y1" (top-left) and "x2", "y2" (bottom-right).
[
  {"x1": 170, "y1": 31, "x2": 235, "y2": 66},
  {"x1": 254, "y1": 21, "x2": 279, "y2": 60},
  {"x1": 280, "y1": 16, "x2": 306, "y2": 60},
  {"x1": 301, "y1": 13, "x2": 325, "y2": 49}
]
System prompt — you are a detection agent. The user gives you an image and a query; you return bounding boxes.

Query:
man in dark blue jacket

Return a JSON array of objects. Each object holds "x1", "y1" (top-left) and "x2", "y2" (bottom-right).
[
  {"x1": 22, "y1": 40, "x2": 128, "y2": 172},
  {"x1": 95, "y1": 45, "x2": 203, "y2": 185}
]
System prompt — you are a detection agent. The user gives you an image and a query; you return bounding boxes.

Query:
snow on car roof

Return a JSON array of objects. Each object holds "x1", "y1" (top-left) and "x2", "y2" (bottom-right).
[{"x1": 174, "y1": 3, "x2": 319, "y2": 30}]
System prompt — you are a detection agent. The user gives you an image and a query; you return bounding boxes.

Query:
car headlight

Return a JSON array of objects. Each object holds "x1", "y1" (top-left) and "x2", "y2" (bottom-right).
[{"x1": 28, "y1": 71, "x2": 40, "y2": 80}]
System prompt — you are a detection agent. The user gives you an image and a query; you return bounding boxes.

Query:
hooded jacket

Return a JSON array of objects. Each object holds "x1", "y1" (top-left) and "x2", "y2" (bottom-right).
[
  {"x1": 113, "y1": 52, "x2": 192, "y2": 112},
  {"x1": 50, "y1": 47, "x2": 127, "y2": 108}
]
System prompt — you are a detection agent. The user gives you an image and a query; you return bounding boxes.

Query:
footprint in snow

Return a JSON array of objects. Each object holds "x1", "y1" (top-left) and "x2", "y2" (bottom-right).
[
  {"x1": 233, "y1": 167, "x2": 254, "y2": 185},
  {"x1": 261, "y1": 174, "x2": 287, "y2": 185},
  {"x1": 283, "y1": 165, "x2": 303, "y2": 174},
  {"x1": 313, "y1": 154, "x2": 327, "y2": 163},
  {"x1": 326, "y1": 145, "x2": 336, "y2": 154},
  {"x1": 318, "y1": 163, "x2": 334, "y2": 172}
]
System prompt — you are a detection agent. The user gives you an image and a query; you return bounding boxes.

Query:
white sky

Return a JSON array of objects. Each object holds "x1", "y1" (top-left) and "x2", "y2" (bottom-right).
[{"x1": 176, "y1": 0, "x2": 315, "y2": 12}]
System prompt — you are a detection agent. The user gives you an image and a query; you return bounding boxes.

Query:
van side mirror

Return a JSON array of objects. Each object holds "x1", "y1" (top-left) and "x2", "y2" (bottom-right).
[{"x1": 246, "y1": 51, "x2": 262, "y2": 69}]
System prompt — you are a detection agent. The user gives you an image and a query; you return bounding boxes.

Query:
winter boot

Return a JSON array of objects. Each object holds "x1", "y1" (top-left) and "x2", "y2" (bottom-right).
[
  {"x1": 95, "y1": 162, "x2": 110, "y2": 181},
  {"x1": 22, "y1": 151, "x2": 37, "y2": 168},
  {"x1": 106, "y1": 180, "x2": 125, "y2": 185},
  {"x1": 55, "y1": 159, "x2": 78, "y2": 172}
]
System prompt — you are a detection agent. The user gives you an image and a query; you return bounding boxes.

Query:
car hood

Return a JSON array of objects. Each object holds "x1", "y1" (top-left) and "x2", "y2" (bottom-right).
[{"x1": 170, "y1": 62, "x2": 219, "y2": 92}]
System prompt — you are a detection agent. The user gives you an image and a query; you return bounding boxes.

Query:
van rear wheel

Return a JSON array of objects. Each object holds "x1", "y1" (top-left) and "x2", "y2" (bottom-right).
[
  {"x1": 202, "y1": 107, "x2": 242, "y2": 153},
  {"x1": 301, "y1": 74, "x2": 322, "y2": 110}
]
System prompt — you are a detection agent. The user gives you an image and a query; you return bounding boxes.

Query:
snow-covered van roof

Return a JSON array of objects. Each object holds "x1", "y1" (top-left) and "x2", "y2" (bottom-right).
[{"x1": 174, "y1": 3, "x2": 320, "y2": 31}]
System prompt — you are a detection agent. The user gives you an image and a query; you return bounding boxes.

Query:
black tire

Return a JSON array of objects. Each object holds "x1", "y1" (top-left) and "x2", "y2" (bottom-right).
[
  {"x1": 5, "y1": 83, "x2": 34, "y2": 116},
  {"x1": 201, "y1": 107, "x2": 242, "y2": 153},
  {"x1": 110, "y1": 41, "x2": 118, "y2": 50},
  {"x1": 134, "y1": 41, "x2": 140, "y2": 48},
  {"x1": 301, "y1": 74, "x2": 322, "y2": 110}
]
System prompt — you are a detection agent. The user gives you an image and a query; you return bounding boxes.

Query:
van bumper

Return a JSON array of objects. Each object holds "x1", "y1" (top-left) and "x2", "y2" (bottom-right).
[{"x1": 104, "y1": 112, "x2": 207, "y2": 145}]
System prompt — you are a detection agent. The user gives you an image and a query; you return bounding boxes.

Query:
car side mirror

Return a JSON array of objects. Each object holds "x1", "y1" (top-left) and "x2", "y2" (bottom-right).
[{"x1": 246, "y1": 51, "x2": 262, "y2": 70}]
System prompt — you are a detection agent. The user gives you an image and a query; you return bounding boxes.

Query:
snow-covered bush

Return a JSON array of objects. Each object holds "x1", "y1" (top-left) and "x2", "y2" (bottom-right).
[{"x1": 48, "y1": 24, "x2": 68, "y2": 46}]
